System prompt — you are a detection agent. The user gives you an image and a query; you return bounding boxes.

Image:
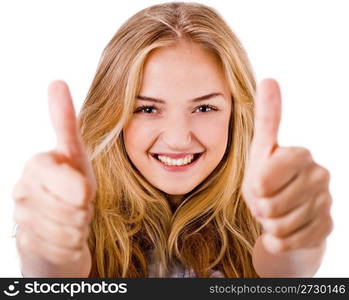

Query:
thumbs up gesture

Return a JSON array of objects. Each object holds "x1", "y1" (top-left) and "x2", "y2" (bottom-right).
[
  {"x1": 12, "y1": 81, "x2": 96, "y2": 276},
  {"x1": 242, "y1": 79, "x2": 333, "y2": 255}
]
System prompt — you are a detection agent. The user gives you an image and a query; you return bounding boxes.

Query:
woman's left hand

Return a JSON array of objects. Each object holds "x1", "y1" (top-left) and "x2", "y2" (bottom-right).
[{"x1": 242, "y1": 78, "x2": 333, "y2": 254}]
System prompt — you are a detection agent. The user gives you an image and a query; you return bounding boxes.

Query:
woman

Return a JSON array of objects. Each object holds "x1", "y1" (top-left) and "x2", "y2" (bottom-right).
[{"x1": 13, "y1": 2, "x2": 333, "y2": 278}]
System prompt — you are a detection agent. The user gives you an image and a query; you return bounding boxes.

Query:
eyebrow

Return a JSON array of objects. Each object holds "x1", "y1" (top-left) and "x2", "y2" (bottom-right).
[{"x1": 136, "y1": 92, "x2": 225, "y2": 104}]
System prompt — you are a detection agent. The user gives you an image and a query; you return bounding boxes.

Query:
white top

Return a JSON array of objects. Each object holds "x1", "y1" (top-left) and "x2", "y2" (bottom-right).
[{"x1": 146, "y1": 250, "x2": 225, "y2": 278}]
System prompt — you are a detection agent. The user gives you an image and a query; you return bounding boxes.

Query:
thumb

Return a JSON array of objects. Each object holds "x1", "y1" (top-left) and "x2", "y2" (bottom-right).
[
  {"x1": 251, "y1": 78, "x2": 282, "y2": 158},
  {"x1": 48, "y1": 80, "x2": 87, "y2": 172}
]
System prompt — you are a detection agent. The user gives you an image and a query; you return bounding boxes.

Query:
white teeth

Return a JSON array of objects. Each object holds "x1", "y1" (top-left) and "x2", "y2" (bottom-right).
[{"x1": 157, "y1": 154, "x2": 194, "y2": 166}]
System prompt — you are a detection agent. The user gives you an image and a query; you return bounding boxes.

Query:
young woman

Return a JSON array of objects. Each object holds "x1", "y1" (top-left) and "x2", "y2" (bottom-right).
[{"x1": 13, "y1": 2, "x2": 333, "y2": 278}]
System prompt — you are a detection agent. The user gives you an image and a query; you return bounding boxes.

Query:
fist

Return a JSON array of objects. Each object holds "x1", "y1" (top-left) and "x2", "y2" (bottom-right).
[
  {"x1": 242, "y1": 79, "x2": 333, "y2": 254},
  {"x1": 12, "y1": 81, "x2": 96, "y2": 266}
]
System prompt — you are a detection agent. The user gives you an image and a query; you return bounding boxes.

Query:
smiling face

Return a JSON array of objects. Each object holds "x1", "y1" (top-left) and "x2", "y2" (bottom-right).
[{"x1": 123, "y1": 40, "x2": 232, "y2": 201}]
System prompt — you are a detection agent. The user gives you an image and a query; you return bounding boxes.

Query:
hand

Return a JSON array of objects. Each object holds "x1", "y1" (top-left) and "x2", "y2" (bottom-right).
[
  {"x1": 242, "y1": 79, "x2": 333, "y2": 254},
  {"x1": 12, "y1": 81, "x2": 96, "y2": 268}
]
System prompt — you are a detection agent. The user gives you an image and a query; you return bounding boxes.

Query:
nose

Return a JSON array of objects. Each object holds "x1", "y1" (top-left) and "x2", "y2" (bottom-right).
[{"x1": 161, "y1": 114, "x2": 193, "y2": 151}]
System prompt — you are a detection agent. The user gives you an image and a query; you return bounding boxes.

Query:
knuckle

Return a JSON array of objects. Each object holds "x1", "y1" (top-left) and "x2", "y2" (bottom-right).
[
  {"x1": 45, "y1": 248, "x2": 71, "y2": 265},
  {"x1": 24, "y1": 152, "x2": 57, "y2": 183},
  {"x1": 75, "y1": 209, "x2": 89, "y2": 227},
  {"x1": 270, "y1": 222, "x2": 284, "y2": 237},
  {"x1": 12, "y1": 180, "x2": 25, "y2": 201},
  {"x1": 90, "y1": 178, "x2": 97, "y2": 196},
  {"x1": 85, "y1": 227, "x2": 91, "y2": 240},
  {"x1": 87, "y1": 204, "x2": 94, "y2": 224},
  {"x1": 50, "y1": 253, "x2": 67, "y2": 265},
  {"x1": 61, "y1": 164, "x2": 90, "y2": 205},
  {"x1": 71, "y1": 250, "x2": 83, "y2": 262},
  {"x1": 43, "y1": 221, "x2": 66, "y2": 245},
  {"x1": 67, "y1": 227, "x2": 84, "y2": 247},
  {"x1": 55, "y1": 227, "x2": 72, "y2": 245},
  {"x1": 13, "y1": 177, "x2": 36, "y2": 204},
  {"x1": 13, "y1": 205, "x2": 27, "y2": 225},
  {"x1": 73, "y1": 210, "x2": 85, "y2": 227},
  {"x1": 262, "y1": 219, "x2": 275, "y2": 234},
  {"x1": 319, "y1": 196, "x2": 332, "y2": 214},
  {"x1": 55, "y1": 230, "x2": 67, "y2": 245},
  {"x1": 276, "y1": 239, "x2": 291, "y2": 252},
  {"x1": 25, "y1": 152, "x2": 51, "y2": 170},
  {"x1": 267, "y1": 202, "x2": 278, "y2": 217},
  {"x1": 58, "y1": 162, "x2": 73, "y2": 176},
  {"x1": 73, "y1": 231, "x2": 84, "y2": 247},
  {"x1": 241, "y1": 180, "x2": 248, "y2": 197},
  {"x1": 252, "y1": 176, "x2": 269, "y2": 197},
  {"x1": 18, "y1": 229, "x2": 32, "y2": 250},
  {"x1": 59, "y1": 163, "x2": 90, "y2": 206},
  {"x1": 324, "y1": 216, "x2": 333, "y2": 234},
  {"x1": 266, "y1": 235, "x2": 289, "y2": 254},
  {"x1": 312, "y1": 167, "x2": 331, "y2": 186},
  {"x1": 77, "y1": 177, "x2": 91, "y2": 205},
  {"x1": 328, "y1": 195, "x2": 333, "y2": 208},
  {"x1": 319, "y1": 167, "x2": 331, "y2": 184},
  {"x1": 323, "y1": 194, "x2": 333, "y2": 210},
  {"x1": 259, "y1": 199, "x2": 278, "y2": 217},
  {"x1": 292, "y1": 147, "x2": 312, "y2": 163}
]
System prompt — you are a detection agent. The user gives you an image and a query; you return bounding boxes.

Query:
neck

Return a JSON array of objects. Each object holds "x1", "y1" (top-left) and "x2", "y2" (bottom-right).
[{"x1": 165, "y1": 194, "x2": 184, "y2": 212}]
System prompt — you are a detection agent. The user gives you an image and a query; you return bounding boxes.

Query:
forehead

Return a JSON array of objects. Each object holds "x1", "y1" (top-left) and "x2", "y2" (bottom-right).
[{"x1": 140, "y1": 40, "x2": 229, "y2": 99}]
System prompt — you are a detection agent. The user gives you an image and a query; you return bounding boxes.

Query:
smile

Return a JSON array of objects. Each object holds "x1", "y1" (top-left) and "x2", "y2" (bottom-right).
[
  {"x1": 150, "y1": 152, "x2": 203, "y2": 172},
  {"x1": 157, "y1": 153, "x2": 194, "y2": 165}
]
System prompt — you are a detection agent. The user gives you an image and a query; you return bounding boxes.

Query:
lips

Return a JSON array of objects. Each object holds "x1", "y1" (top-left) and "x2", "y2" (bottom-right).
[
  {"x1": 150, "y1": 152, "x2": 203, "y2": 161},
  {"x1": 150, "y1": 151, "x2": 204, "y2": 172},
  {"x1": 150, "y1": 152, "x2": 202, "y2": 159}
]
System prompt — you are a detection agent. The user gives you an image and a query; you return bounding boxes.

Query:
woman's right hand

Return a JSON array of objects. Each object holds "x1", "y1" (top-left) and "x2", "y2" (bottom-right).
[{"x1": 12, "y1": 81, "x2": 96, "y2": 277}]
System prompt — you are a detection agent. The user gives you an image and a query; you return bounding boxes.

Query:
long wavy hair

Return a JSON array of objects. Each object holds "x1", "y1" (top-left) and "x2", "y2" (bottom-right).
[{"x1": 79, "y1": 2, "x2": 261, "y2": 277}]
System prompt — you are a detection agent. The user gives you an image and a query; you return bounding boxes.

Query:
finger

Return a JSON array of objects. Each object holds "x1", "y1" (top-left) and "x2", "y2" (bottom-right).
[
  {"x1": 261, "y1": 191, "x2": 331, "y2": 238},
  {"x1": 48, "y1": 81, "x2": 80, "y2": 156},
  {"x1": 262, "y1": 209, "x2": 333, "y2": 253},
  {"x1": 253, "y1": 167, "x2": 315, "y2": 218},
  {"x1": 43, "y1": 163, "x2": 92, "y2": 208},
  {"x1": 260, "y1": 197, "x2": 313, "y2": 238},
  {"x1": 251, "y1": 147, "x2": 313, "y2": 198},
  {"x1": 16, "y1": 226, "x2": 83, "y2": 265},
  {"x1": 250, "y1": 78, "x2": 282, "y2": 158},
  {"x1": 13, "y1": 176, "x2": 89, "y2": 228},
  {"x1": 48, "y1": 81, "x2": 96, "y2": 193},
  {"x1": 12, "y1": 178, "x2": 29, "y2": 204},
  {"x1": 26, "y1": 153, "x2": 92, "y2": 208},
  {"x1": 255, "y1": 162, "x2": 330, "y2": 218},
  {"x1": 26, "y1": 181, "x2": 92, "y2": 228},
  {"x1": 48, "y1": 81, "x2": 89, "y2": 173},
  {"x1": 13, "y1": 203, "x2": 89, "y2": 250}
]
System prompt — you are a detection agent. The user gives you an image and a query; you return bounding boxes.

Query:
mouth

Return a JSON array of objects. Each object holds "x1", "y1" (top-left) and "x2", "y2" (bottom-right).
[{"x1": 149, "y1": 152, "x2": 204, "y2": 171}]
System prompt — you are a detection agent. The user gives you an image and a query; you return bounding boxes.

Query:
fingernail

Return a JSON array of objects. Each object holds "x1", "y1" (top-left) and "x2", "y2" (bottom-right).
[{"x1": 251, "y1": 205, "x2": 260, "y2": 217}]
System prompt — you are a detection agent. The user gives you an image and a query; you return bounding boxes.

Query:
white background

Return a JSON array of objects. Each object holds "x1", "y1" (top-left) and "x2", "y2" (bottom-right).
[{"x1": 0, "y1": 0, "x2": 348, "y2": 277}]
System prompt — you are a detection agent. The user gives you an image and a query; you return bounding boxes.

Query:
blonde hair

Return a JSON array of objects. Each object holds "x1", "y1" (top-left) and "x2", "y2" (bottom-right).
[{"x1": 79, "y1": 2, "x2": 261, "y2": 277}]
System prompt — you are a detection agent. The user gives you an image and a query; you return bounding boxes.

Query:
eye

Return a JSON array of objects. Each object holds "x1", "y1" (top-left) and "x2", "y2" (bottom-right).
[
  {"x1": 133, "y1": 103, "x2": 218, "y2": 115},
  {"x1": 134, "y1": 105, "x2": 158, "y2": 114},
  {"x1": 194, "y1": 104, "x2": 218, "y2": 113}
]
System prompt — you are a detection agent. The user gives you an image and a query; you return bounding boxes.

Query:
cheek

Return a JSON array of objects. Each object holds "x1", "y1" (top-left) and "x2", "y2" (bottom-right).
[
  {"x1": 195, "y1": 116, "x2": 230, "y2": 151},
  {"x1": 124, "y1": 114, "x2": 231, "y2": 155},
  {"x1": 123, "y1": 120, "x2": 153, "y2": 156}
]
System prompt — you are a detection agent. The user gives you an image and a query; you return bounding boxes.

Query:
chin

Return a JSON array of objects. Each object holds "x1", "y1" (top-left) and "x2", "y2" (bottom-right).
[{"x1": 157, "y1": 184, "x2": 196, "y2": 196}]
